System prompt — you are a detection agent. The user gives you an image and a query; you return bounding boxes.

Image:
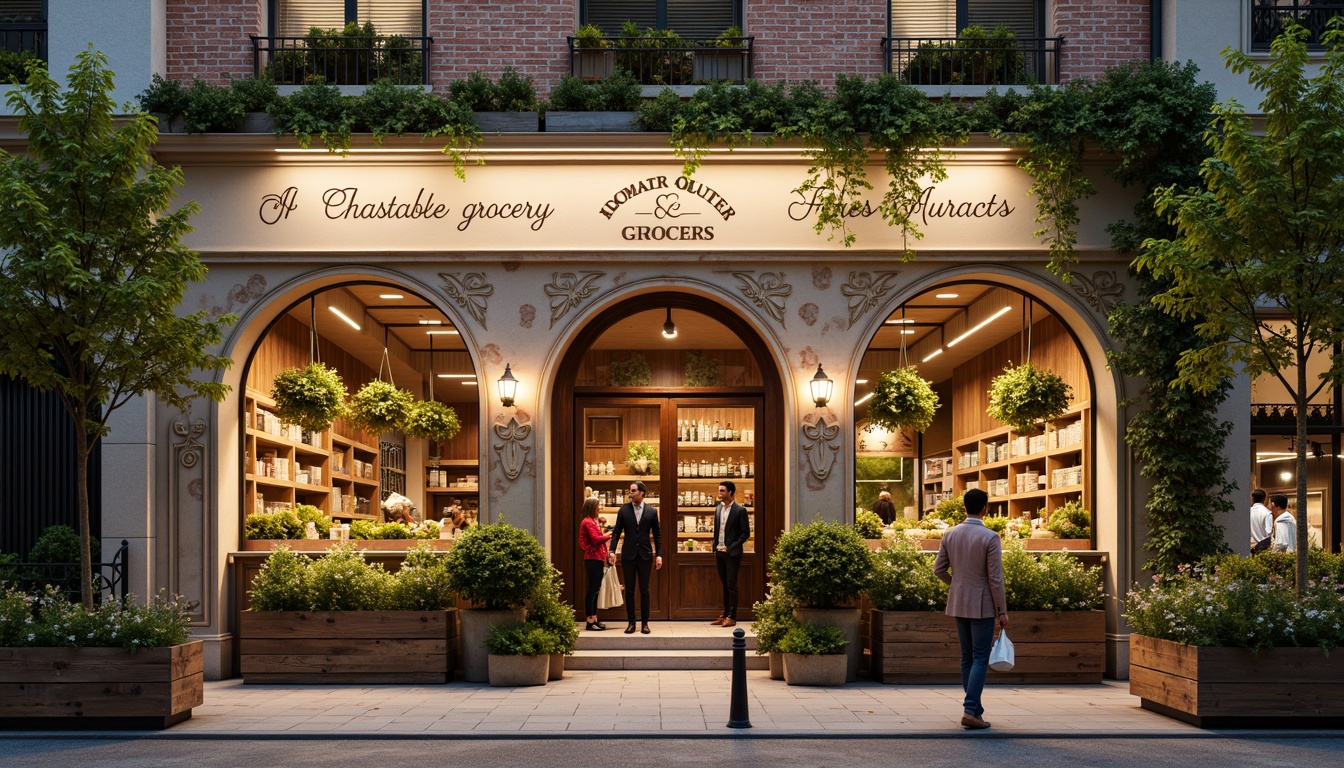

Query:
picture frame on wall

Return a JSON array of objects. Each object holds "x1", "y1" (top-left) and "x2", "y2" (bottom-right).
[{"x1": 585, "y1": 416, "x2": 623, "y2": 448}]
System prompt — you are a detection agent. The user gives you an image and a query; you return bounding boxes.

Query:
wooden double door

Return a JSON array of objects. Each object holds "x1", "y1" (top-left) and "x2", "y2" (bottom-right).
[{"x1": 566, "y1": 394, "x2": 766, "y2": 621}]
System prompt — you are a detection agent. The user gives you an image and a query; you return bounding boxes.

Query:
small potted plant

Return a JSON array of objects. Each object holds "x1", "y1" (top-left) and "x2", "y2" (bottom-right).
[
  {"x1": 1043, "y1": 500, "x2": 1092, "y2": 547},
  {"x1": 868, "y1": 367, "x2": 940, "y2": 433},
  {"x1": 270, "y1": 362, "x2": 348, "y2": 433},
  {"x1": 854, "y1": 509, "x2": 885, "y2": 543},
  {"x1": 986, "y1": 361, "x2": 1072, "y2": 435},
  {"x1": 400, "y1": 399, "x2": 462, "y2": 444},
  {"x1": 777, "y1": 621, "x2": 848, "y2": 686},
  {"x1": 346, "y1": 379, "x2": 414, "y2": 435},
  {"x1": 528, "y1": 567, "x2": 580, "y2": 680},
  {"x1": 750, "y1": 583, "x2": 798, "y2": 680},
  {"x1": 572, "y1": 23, "x2": 613, "y2": 81},
  {"x1": 693, "y1": 25, "x2": 746, "y2": 83},
  {"x1": 626, "y1": 440, "x2": 659, "y2": 475},
  {"x1": 484, "y1": 620, "x2": 560, "y2": 686}
]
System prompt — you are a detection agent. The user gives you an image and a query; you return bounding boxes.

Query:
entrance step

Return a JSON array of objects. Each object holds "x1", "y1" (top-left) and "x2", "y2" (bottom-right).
[{"x1": 568, "y1": 623, "x2": 763, "y2": 670}]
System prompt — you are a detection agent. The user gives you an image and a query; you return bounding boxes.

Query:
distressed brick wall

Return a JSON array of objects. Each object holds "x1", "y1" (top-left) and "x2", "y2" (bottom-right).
[
  {"x1": 166, "y1": 0, "x2": 264, "y2": 84},
  {"x1": 746, "y1": 0, "x2": 887, "y2": 82},
  {"x1": 428, "y1": 2, "x2": 572, "y2": 93},
  {"x1": 1054, "y1": 0, "x2": 1151, "y2": 82}
]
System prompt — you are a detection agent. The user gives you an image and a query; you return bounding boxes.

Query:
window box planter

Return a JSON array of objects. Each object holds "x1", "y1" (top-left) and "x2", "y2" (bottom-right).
[
  {"x1": 239, "y1": 610, "x2": 456, "y2": 684},
  {"x1": 473, "y1": 111, "x2": 540, "y2": 133},
  {"x1": 1129, "y1": 634, "x2": 1344, "y2": 728},
  {"x1": 781, "y1": 653, "x2": 847, "y2": 686},
  {"x1": 242, "y1": 539, "x2": 454, "y2": 552},
  {"x1": 870, "y1": 610, "x2": 1104, "y2": 684},
  {"x1": 544, "y1": 111, "x2": 640, "y2": 132},
  {"x1": 0, "y1": 641, "x2": 204, "y2": 730},
  {"x1": 1023, "y1": 538, "x2": 1092, "y2": 551}
]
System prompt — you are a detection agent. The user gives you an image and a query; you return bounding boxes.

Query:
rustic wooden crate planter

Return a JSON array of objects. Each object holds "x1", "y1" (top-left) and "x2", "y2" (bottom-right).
[
  {"x1": 240, "y1": 610, "x2": 456, "y2": 684},
  {"x1": 871, "y1": 609, "x2": 1104, "y2": 684},
  {"x1": 1129, "y1": 634, "x2": 1344, "y2": 728},
  {"x1": 0, "y1": 641, "x2": 204, "y2": 730},
  {"x1": 242, "y1": 539, "x2": 453, "y2": 552}
]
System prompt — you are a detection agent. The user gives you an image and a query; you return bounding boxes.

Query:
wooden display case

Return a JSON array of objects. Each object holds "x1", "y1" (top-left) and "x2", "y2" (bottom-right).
[{"x1": 921, "y1": 453, "x2": 953, "y2": 512}]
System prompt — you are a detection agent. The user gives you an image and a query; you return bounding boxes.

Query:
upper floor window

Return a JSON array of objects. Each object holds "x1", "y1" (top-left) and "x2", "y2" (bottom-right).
[
  {"x1": 890, "y1": 0, "x2": 1039, "y2": 41},
  {"x1": 0, "y1": 0, "x2": 46, "y2": 63},
  {"x1": 1251, "y1": 1, "x2": 1344, "y2": 51},
  {"x1": 272, "y1": 0, "x2": 424, "y2": 37},
  {"x1": 583, "y1": 0, "x2": 741, "y2": 38},
  {"x1": 888, "y1": 1, "x2": 1055, "y2": 86}
]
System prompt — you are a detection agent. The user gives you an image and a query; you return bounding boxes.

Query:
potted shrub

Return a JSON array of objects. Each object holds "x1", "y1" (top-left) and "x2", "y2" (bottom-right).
[
  {"x1": 868, "y1": 368, "x2": 940, "y2": 433},
  {"x1": 240, "y1": 542, "x2": 458, "y2": 684},
  {"x1": 986, "y1": 361, "x2": 1072, "y2": 434},
  {"x1": 451, "y1": 69, "x2": 540, "y2": 133},
  {"x1": 572, "y1": 23, "x2": 613, "y2": 81},
  {"x1": 270, "y1": 362, "x2": 348, "y2": 433},
  {"x1": 867, "y1": 539, "x2": 1104, "y2": 684},
  {"x1": 0, "y1": 587, "x2": 203, "y2": 728},
  {"x1": 750, "y1": 584, "x2": 799, "y2": 680},
  {"x1": 400, "y1": 399, "x2": 462, "y2": 444},
  {"x1": 693, "y1": 26, "x2": 747, "y2": 83},
  {"x1": 444, "y1": 522, "x2": 549, "y2": 682},
  {"x1": 1042, "y1": 500, "x2": 1092, "y2": 549},
  {"x1": 626, "y1": 440, "x2": 659, "y2": 476},
  {"x1": 346, "y1": 379, "x2": 414, "y2": 435},
  {"x1": 768, "y1": 520, "x2": 873, "y2": 681},
  {"x1": 484, "y1": 620, "x2": 559, "y2": 686},
  {"x1": 854, "y1": 509, "x2": 885, "y2": 544},
  {"x1": 777, "y1": 621, "x2": 848, "y2": 686},
  {"x1": 545, "y1": 68, "x2": 642, "y2": 132},
  {"x1": 1126, "y1": 553, "x2": 1344, "y2": 727},
  {"x1": 528, "y1": 567, "x2": 580, "y2": 680}
]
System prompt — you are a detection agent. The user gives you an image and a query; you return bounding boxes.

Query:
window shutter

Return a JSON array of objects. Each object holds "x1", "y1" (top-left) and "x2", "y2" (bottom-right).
[
  {"x1": 276, "y1": 0, "x2": 345, "y2": 36},
  {"x1": 667, "y1": 0, "x2": 738, "y2": 38},
  {"x1": 585, "y1": 0, "x2": 658, "y2": 36},
  {"x1": 362, "y1": 0, "x2": 423, "y2": 36},
  {"x1": 0, "y1": 1, "x2": 43, "y2": 23},
  {"x1": 967, "y1": 0, "x2": 1037, "y2": 40},
  {"x1": 890, "y1": 0, "x2": 955, "y2": 38}
]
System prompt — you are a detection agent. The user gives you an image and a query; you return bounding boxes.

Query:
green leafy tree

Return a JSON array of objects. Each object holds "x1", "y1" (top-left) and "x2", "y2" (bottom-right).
[
  {"x1": 1137, "y1": 23, "x2": 1344, "y2": 592},
  {"x1": 0, "y1": 50, "x2": 234, "y2": 608}
]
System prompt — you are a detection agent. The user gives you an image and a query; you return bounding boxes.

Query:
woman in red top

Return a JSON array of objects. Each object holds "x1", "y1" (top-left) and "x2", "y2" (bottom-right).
[{"x1": 578, "y1": 496, "x2": 611, "y2": 630}]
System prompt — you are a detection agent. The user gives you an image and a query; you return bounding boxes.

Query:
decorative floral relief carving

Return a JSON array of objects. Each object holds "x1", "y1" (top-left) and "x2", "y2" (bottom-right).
[
  {"x1": 439, "y1": 272, "x2": 493, "y2": 329},
  {"x1": 172, "y1": 419, "x2": 206, "y2": 469},
  {"x1": 493, "y1": 416, "x2": 532, "y2": 482},
  {"x1": 1069, "y1": 270, "x2": 1125, "y2": 314},
  {"x1": 841, "y1": 271, "x2": 902, "y2": 328},
  {"x1": 544, "y1": 271, "x2": 605, "y2": 328},
  {"x1": 801, "y1": 415, "x2": 841, "y2": 490},
  {"x1": 725, "y1": 270, "x2": 791, "y2": 327},
  {"x1": 170, "y1": 417, "x2": 208, "y2": 623}
]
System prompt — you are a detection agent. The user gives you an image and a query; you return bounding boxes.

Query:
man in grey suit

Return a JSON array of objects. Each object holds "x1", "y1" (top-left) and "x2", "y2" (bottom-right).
[
  {"x1": 608, "y1": 480, "x2": 663, "y2": 634},
  {"x1": 933, "y1": 488, "x2": 1009, "y2": 730},
  {"x1": 710, "y1": 480, "x2": 751, "y2": 627}
]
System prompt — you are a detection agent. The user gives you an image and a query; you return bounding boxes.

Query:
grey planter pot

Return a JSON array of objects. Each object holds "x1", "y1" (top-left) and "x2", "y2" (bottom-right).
[
  {"x1": 768, "y1": 650, "x2": 784, "y2": 680},
  {"x1": 782, "y1": 653, "x2": 847, "y2": 686},
  {"x1": 474, "y1": 111, "x2": 540, "y2": 133},
  {"x1": 459, "y1": 607, "x2": 526, "y2": 683},
  {"x1": 548, "y1": 652, "x2": 565, "y2": 681},
  {"x1": 544, "y1": 111, "x2": 640, "y2": 132},
  {"x1": 240, "y1": 112, "x2": 276, "y2": 133},
  {"x1": 488, "y1": 653, "x2": 550, "y2": 687},
  {"x1": 794, "y1": 607, "x2": 863, "y2": 682}
]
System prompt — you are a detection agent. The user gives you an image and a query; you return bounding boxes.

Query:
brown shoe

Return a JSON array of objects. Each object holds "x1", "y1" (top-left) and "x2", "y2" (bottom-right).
[
  {"x1": 641, "y1": 623, "x2": 651, "y2": 634},
  {"x1": 624, "y1": 623, "x2": 636, "y2": 634},
  {"x1": 960, "y1": 713, "x2": 991, "y2": 730},
  {"x1": 720, "y1": 617, "x2": 737, "y2": 627},
  {"x1": 710, "y1": 615, "x2": 726, "y2": 626}
]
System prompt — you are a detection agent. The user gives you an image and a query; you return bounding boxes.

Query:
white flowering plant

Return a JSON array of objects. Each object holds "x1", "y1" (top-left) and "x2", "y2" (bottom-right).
[
  {"x1": 867, "y1": 538, "x2": 949, "y2": 611},
  {"x1": 0, "y1": 586, "x2": 192, "y2": 649},
  {"x1": 1125, "y1": 556, "x2": 1344, "y2": 651}
]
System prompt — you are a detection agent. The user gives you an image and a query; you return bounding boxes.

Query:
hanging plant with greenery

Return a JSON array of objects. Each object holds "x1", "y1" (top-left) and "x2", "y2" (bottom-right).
[
  {"x1": 867, "y1": 367, "x2": 940, "y2": 432},
  {"x1": 608, "y1": 352, "x2": 652, "y2": 387},
  {"x1": 400, "y1": 399, "x2": 461, "y2": 443},
  {"x1": 271, "y1": 362, "x2": 348, "y2": 433},
  {"x1": 347, "y1": 379, "x2": 414, "y2": 434},
  {"x1": 683, "y1": 350, "x2": 721, "y2": 386},
  {"x1": 986, "y1": 361, "x2": 1071, "y2": 434}
]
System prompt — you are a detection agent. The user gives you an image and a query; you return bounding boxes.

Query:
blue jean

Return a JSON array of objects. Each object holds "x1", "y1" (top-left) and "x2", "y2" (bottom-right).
[{"x1": 955, "y1": 616, "x2": 995, "y2": 718}]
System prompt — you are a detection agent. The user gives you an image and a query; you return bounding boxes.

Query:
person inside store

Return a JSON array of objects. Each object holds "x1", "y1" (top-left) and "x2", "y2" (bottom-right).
[
  {"x1": 933, "y1": 488, "x2": 1009, "y2": 731},
  {"x1": 1249, "y1": 488, "x2": 1274, "y2": 554},
  {"x1": 608, "y1": 480, "x2": 663, "y2": 634},
  {"x1": 872, "y1": 489, "x2": 898, "y2": 526},
  {"x1": 578, "y1": 496, "x2": 612, "y2": 631},
  {"x1": 1270, "y1": 493, "x2": 1297, "y2": 553},
  {"x1": 710, "y1": 481, "x2": 751, "y2": 628}
]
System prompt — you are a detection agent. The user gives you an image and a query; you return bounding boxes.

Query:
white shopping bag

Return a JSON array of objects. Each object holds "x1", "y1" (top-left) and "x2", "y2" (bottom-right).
[
  {"x1": 597, "y1": 564, "x2": 624, "y2": 610},
  {"x1": 989, "y1": 629, "x2": 1015, "y2": 672}
]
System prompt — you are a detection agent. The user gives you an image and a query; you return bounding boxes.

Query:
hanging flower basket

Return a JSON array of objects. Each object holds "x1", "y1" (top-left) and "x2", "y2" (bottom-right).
[
  {"x1": 867, "y1": 367, "x2": 940, "y2": 433},
  {"x1": 347, "y1": 380, "x2": 415, "y2": 434},
  {"x1": 986, "y1": 361, "x2": 1072, "y2": 434},
  {"x1": 270, "y1": 362, "x2": 348, "y2": 433},
  {"x1": 400, "y1": 400, "x2": 462, "y2": 443}
]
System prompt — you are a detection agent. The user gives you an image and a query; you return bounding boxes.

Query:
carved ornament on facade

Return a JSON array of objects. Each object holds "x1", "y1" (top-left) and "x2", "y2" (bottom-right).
[
  {"x1": 492, "y1": 416, "x2": 532, "y2": 482},
  {"x1": 1069, "y1": 270, "x2": 1125, "y2": 314},
  {"x1": 544, "y1": 271, "x2": 605, "y2": 328},
  {"x1": 801, "y1": 415, "x2": 841, "y2": 488},
  {"x1": 439, "y1": 272, "x2": 494, "y2": 329},
  {"x1": 841, "y1": 271, "x2": 902, "y2": 328},
  {"x1": 724, "y1": 270, "x2": 792, "y2": 327}
]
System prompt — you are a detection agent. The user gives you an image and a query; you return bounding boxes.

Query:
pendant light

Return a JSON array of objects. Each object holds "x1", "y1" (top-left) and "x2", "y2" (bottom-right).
[{"x1": 662, "y1": 307, "x2": 678, "y2": 339}]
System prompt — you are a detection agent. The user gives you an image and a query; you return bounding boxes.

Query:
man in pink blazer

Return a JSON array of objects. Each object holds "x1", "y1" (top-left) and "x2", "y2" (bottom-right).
[{"x1": 934, "y1": 488, "x2": 1009, "y2": 730}]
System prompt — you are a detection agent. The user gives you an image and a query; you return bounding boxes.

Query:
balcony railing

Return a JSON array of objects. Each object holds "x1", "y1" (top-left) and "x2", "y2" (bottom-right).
[
  {"x1": 884, "y1": 36, "x2": 1062, "y2": 87},
  {"x1": 251, "y1": 34, "x2": 432, "y2": 86},
  {"x1": 567, "y1": 36, "x2": 754, "y2": 85},
  {"x1": 1252, "y1": 1, "x2": 1344, "y2": 50},
  {"x1": 4, "y1": 540, "x2": 129, "y2": 604},
  {"x1": 0, "y1": 19, "x2": 46, "y2": 62},
  {"x1": 1252, "y1": 403, "x2": 1338, "y2": 429}
]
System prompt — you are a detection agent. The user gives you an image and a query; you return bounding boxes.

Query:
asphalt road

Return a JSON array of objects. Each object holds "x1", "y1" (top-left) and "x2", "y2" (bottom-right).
[{"x1": 0, "y1": 737, "x2": 1341, "y2": 768}]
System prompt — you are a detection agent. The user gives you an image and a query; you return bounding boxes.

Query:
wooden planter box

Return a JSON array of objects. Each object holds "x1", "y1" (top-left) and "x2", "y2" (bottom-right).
[
  {"x1": 474, "y1": 111, "x2": 540, "y2": 133},
  {"x1": 544, "y1": 111, "x2": 639, "y2": 132},
  {"x1": 871, "y1": 609, "x2": 1104, "y2": 684},
  {"x1": 242, "y1": 539, "x2": 454, "y2": 552},
  {"x1": 1024, "y1": 538, "x2": 1092, "y2": 551},
  {"x1": 240, "y1": 610, "x2": 456, "y2": 684},
  {"x1": 1129, "y1": 634, "x2": 1344, "y2": 728},
  {"x1": 0, "y1": 641, "x2": 204, "y2": 730}
]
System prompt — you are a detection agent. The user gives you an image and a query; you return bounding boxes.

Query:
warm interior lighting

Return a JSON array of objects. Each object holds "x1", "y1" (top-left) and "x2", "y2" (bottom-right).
[
  {"x1": 379, "y1": 293, "x2": 404, "y2": 300},
  {"x1": 328, "y1": 306, "x2": 361, "y2": 331},
  {"x1": 884, "y1": 319, "x2": 915, "y2": 325},
  {"x1": 921, "y1": 348, "x2": 944, "y2": 363},
  {"x1": 462, "y1": 381, "x2": 478, "y2": 386},
  {"x1": 809, "y1": 364, "x2": 833, "y2": 407},
  {"x1": 662, "y1": 308, "x2": 678, "y2": 339},
  {"x1": 855, "y1": 392, "x2": 875, "y2": 406},
  {"x1": 856, "y1": 379, "x2": 868, "y2": 385},
  {"x1": 901, "y1": 329, "x2": 916, "y2": 335},
  {"x1": 418, "y1": 319, "x2": 443, "y2": 325},
  {"x1": 425, "y1": 330, "x2": 459, "y2": 335},
  {"x1": 947, "y1": 306, "x2": 1013, "y2": 348},
  {"x1": 437, "y1": 374, "x2": 476, "y2": 379},
  {"x1": 498, "y1": 364, "x2": 518, "y2": 407},
  {"x1": 935, "y1": 293, "x2": 960, "y2": 299},
  {"x1": 1280, "y1": 471, "x2": 1293, "y2": 482}
]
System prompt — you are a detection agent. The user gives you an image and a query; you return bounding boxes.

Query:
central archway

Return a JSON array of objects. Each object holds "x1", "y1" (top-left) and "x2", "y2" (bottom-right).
[{"x1": 550, "y1": 291, "x2": 786, "y2": 621}]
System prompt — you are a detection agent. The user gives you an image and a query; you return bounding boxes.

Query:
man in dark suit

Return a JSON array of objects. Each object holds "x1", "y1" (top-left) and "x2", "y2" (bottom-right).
[
  {"x1": 933, "y1": 488, "x2": 1009, "y2": 730},
  {"x1": 710, "y1": 480, "x2": 751, "y2": 627},
  {"x1": 608, "y1": 480, "x2": 663, "y2": 634}
]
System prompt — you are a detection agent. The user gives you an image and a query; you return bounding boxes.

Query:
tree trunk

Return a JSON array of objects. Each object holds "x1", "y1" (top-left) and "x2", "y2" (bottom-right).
[
  {"x1": 1295, "y1": 351, "x2": 1309, "y2": 597},
  {"x1": 77, "y1": 427, "x2": 94, "y2": 611}
]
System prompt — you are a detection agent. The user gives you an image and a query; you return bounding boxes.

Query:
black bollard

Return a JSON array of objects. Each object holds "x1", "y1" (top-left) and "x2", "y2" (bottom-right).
[{"x1": 727, "y1": 627, "x2": 752, "y2": 728}]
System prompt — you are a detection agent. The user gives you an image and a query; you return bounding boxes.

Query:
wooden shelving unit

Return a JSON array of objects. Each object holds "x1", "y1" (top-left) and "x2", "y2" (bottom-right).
[
  {"x1": 921, "y1": 453, "x2": 953, "y2": 512},
  {"x1": 951, "y1": 405, "x2": 1090, "y2": 524}
]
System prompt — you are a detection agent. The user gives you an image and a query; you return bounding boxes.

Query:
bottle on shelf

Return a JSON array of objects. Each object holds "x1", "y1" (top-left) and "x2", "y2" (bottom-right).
[{"x1": 713, "y1": 419, "x2": 721, "y2": 440}]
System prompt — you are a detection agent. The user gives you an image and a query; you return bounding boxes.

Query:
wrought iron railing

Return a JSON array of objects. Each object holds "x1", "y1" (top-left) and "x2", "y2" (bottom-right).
[
  {"x1": 251, "y1": 34, "x2": 432, "y2": 86},
  {"x1": 0, "y1": 19, "x2": 45, "y2": 72},
  {"x1": 3, "y1": 539, "x2": 129, "y2": 603},
  {"x1": 567, "y1": 36, "x2": 754, "y2": 85},
  {"x1": 1251, "y1": 1, "x2": 1344, "y2": 50},
  {"x1": 1251, "y1": 403, "x2": 1337, "y2": 428},
  {"x1": 883, "y1": 36, "x2": 1062, "y2": 87}
]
